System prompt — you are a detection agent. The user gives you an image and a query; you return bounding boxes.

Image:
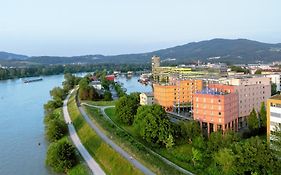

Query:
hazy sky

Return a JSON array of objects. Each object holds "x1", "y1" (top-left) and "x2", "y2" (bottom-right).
[{"x1": 0, "y1": 0, "x2": 280, "y2": 56}]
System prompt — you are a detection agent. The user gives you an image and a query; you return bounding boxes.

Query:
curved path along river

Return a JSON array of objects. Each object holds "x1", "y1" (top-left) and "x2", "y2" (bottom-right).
[
  {"x1": 82, "y1": 103, "x2": 194, "y2": 175},
  {"x1": 78, "y1": 104, "x2": 155, "y2": 175},
  {"x1": 63, "y1": 91, "x2": 105, "y2": 175}
]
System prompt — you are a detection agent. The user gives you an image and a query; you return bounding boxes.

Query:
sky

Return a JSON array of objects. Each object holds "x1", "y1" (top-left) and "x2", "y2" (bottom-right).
[{"x1": 0, "y1": 0, "x2": 280, "y2": 56}]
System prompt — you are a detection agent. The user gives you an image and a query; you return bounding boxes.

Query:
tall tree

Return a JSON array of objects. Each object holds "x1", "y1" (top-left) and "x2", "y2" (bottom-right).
[
  {"x1": 259, "y1": 102, "x2": 267, "y2": 129},
  {"x1": 271, "y1": 83, "x2": 277, "y2": 96},
  {"x1": 247, "y1": 108, "x2": 259, "y2": 132}
]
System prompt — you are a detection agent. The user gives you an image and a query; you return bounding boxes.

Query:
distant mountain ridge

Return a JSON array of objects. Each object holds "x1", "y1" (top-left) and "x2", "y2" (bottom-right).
[
  {"x1": 0, "y1": 51, "x2": 28, "y2": 60},
  {"x1": 1, "y1": 38, "x2": 281, "y2": 66}
]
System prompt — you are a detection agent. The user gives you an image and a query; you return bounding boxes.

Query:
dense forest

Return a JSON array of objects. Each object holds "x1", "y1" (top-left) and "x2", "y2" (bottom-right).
[{"x1": 0, "y1": 64, "x2": 150, "y2": 80}]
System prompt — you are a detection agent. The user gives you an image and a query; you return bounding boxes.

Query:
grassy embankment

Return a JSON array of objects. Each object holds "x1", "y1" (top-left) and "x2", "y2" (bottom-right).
[
  {"x1": 83, "y1": 105, "x2": 187, "y2": 175},
  {"x1": 67, "y1": 93, "x2": 143, "y2": 175},
  {"x1": 83, "y1": 100, "x2": 116, "y2": 106},
  {"x1": 104, "y1": 107, "x2": 199, "y2": 174},
  {"x1": 51, "y1": 108, "x2": 90, "y2": 175}
]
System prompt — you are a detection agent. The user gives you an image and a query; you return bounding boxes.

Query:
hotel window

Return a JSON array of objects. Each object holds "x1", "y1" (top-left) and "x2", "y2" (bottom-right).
[{"x1": 219, "y1": 112, "x2": 221, "y2": 115}]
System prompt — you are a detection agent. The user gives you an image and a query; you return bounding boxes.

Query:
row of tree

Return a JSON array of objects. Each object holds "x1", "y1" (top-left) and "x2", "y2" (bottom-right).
[
  {"x1": 0, "y1": 63, "x2": 150, "y2": 80},
  {"x1": 44, "y1": 74, "x2": 81, "y2": 173}
]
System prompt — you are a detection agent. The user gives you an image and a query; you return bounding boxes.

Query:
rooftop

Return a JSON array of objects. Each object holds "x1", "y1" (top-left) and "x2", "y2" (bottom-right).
[
  {"x1": 270, "y1": 94, "x2": 281, "y2": 100},
  {"x1": 142, "y1": 92, "x2": 154, "y2": 97},
  {"x1": 196, "y1": 88, "x2": 230, "y2": 95}
]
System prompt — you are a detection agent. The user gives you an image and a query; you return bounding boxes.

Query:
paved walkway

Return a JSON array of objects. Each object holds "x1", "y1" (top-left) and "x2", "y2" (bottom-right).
[
  {"x1": 83, "y1": 103, "x2": 194, "y2": 175},
  {"x1": 78, "y1": 104, "x2": 155, "y2": 175},
  {"x1": 63, "y1": 91, "x2": 105, "y2": 175}
]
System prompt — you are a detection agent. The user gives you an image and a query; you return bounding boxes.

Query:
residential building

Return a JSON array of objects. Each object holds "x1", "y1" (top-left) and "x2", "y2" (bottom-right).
[
  {"x1": 267, "y1": 95, "x2": 281, "y2": 142},
  {"x1": 105, "y1": 75, "x2": 115, "y2": 81},
  {"x1": 219, "y1": 76, "x2": 271, "y2": 127},
  {"x1": 140, "y1": 92, "x2": 154, "y2": 105},
  {"x1": 90, "y1": 81, "x2": 102, "y2": 90},
  {"x1": 153, "y1": 79, "x2": 203, "y2": 111},
  {"x1": 193, "y1": 88, "x2": 239, "y2": 135}
]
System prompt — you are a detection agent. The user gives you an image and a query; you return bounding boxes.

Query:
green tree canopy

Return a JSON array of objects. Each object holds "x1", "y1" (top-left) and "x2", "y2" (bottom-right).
[
  {"x1": 259, "y1": 102, "x2": 267, "y2": 129},
  {"x1": 50, "y1": 87, "x2": 66, "y2": 101},
  {"x1": 133, "y1": 105, "x2": 174, "y2": 147},
  {"x1": 115, "y1": 93, "x2": 140, "y2": 125},
  {"x1": 247, "y1": 108, "x2": 259, "y2": 132},
  {"x1": 272, "y1": 124, "x2": 281, "y2": 158},
  {"x1": 214, "y1": 148, "x2": 235, "y2": 175},
  {"x1": 46, "y1": 140, "x2": 78, "y2": 173},
  {"x1": 46, "y1": 119, "x2": 68, "y2": 142},
  {"x1": 271, "y1": 83, "x2": 277, "y2": 96},
  {"x1": 180, "y1": 120, "x2": 201, "y2": 143}
]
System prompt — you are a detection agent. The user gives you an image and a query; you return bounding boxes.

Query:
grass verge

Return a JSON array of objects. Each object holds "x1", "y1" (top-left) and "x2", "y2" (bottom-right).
[
  {"x1": 83, "y1": 100, "x2": 116, "y2": 106},
  {"x1": 67, "y1": 93, "x2": 143, "y2": 175},
  {"x1": 84, "y1": 106, "x2": 186, "y2": 175}
]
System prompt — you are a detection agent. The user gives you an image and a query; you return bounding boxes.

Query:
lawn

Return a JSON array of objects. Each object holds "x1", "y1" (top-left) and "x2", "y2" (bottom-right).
[
  {"x1": 83, "y1": 100, "x2": 116, "y2": 106},
  {"x1": 85, "y1": 106, "x2": 187, "y2": 175},
  {"x1": 104, "y1": 107, "x2": 199, "y2": 174},
  {"x1": 67, "y1": 93, "x2": 143, "y2": 175}
]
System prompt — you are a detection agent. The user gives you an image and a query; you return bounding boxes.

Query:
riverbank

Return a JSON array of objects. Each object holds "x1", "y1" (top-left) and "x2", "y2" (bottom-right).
[{"x1": 67, "y1": 91, "x2": 143, "y2": 175}]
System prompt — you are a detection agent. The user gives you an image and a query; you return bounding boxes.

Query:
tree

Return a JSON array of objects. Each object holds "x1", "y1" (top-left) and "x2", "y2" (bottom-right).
[
  {"x1": 192, "y1": 147, "x2": 203, "y2": 168},
  {"x1": 46, "y1": 140, "x2": 78, "y2": 173},
  {"x1": 78, "y1": 78, "x2": 100, "y2": 100},
  {"x1": 103, "y1": 91, "x2": 112, "y2": 101},
  {"x1": 247, "y1": 108, "x2": 259, "y2": 132},
  {"x1": 271, "y1": 83, "x2": 277, "y2": 96},
  {"x1": 232, "y1": 136, "x2": 280, "y2": 175},
  {"x1": 50, "y1": 87, "x2": 66, "y2": 101},
  {"x1": 259, "y1": 102, "x2": 267, "y2": 129},
  {"x1": 46, "y1": 119, "x2": 68, "y2": 142},
  {"x1": 254, "y1": 69, "x2": 262, "y2": 74},
  {"x1": 214, "y1": 148, "x2": 235, "y2": 175},
  {"x1": 271, "y1": 124, "x2": 281, "y2": 158},
  {"x1": 180, "y1": 120, "x2": 201, "y2": 143},
  {"x1": 115, "y1": 93, "x2": 140, "y2": 125},
  {"x1": 133, "y1": 105, "x2": 174, "y2": 147}
]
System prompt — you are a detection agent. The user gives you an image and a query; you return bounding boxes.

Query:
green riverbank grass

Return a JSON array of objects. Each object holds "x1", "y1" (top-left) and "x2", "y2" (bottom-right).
[
  {"x1": 67, "y1": 94, "x2": 143, "y2": 175},
  {"x1": 84, "y1": 106, "x2": 186, "y2": 175},
  {"x1": 83, "y1": 100, "x2": 116, "y2": 106}
]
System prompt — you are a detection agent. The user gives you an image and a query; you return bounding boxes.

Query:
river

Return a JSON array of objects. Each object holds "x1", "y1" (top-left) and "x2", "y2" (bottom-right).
[{"x1": 0, "y1": 74, "x2": 151, "y2": 175}]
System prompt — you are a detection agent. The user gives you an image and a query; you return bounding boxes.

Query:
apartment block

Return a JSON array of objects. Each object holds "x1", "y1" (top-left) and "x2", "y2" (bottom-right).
[
  {"x1": 219, "y1": 76, "x2": 271, "y2": 127},
  {"x1": 193, "y1": 87, "x2": 239, "y2": 135},
  {"x1": 153, "y1": 79, "x2": 203, "y2": 111}
]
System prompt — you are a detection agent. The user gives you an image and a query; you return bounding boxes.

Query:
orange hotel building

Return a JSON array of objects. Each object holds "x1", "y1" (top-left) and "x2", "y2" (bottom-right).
[
  {"x1": 193, "y1": 85, "x2": 239, "y2": 135},
  {"x1": 153, "y1": 79, "x2": 203, "y2": 111}
]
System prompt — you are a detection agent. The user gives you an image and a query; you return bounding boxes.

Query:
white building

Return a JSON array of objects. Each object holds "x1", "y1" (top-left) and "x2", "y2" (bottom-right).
[
  {"x1": 267, "y1": 95, "x2": 281, "y2": 142},
  {"x1": 140, "y1": 92, "x2": 154, "y2": 105},
  {"x1": 264, "y1": 74, "x2": 281, "y2": 92},
  {"x1": 90, "y1": 81, "x2": 102, "y2": 90}
]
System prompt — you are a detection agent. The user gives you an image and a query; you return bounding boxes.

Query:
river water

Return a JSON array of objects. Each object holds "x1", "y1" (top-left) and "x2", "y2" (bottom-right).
[{"x1": 0, "y1": 74, "x2": 151, "y2": 175}]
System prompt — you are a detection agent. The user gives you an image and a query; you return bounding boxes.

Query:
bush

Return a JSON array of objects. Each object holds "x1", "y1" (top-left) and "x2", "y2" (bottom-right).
[
  {"x1": 46, "y1": 119, "x2": 68, "y2": 142},
  {"x1": 46, "y1": 140, "x2": 78, "y2": 173}
]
